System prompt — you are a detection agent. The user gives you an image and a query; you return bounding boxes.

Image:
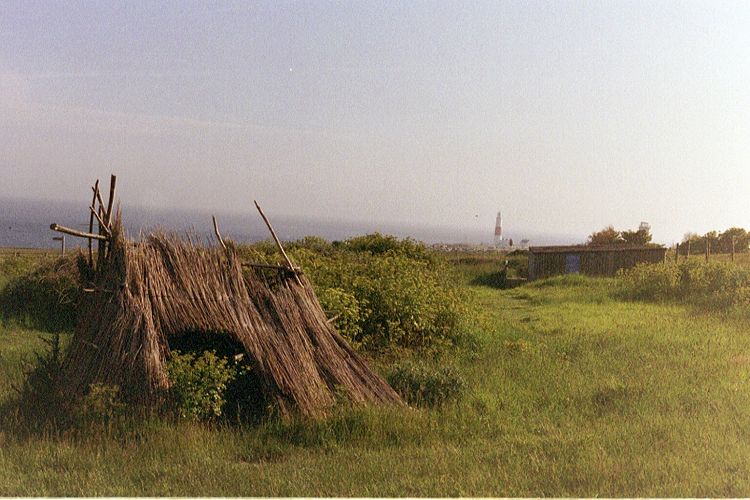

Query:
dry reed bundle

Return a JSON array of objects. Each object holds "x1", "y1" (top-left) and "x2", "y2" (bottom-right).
[{"x1": 61, "y1": 215, "x2": 401, "y2": 417}]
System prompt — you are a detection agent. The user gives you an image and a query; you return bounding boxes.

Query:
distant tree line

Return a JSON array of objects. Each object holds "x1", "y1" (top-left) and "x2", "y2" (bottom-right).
[
  {"x1": 678, "y1": 228, "x2": 749, "y2": 255},
  {"x1": 587, "y1": 225, "x2": 653, "y2": 246}
]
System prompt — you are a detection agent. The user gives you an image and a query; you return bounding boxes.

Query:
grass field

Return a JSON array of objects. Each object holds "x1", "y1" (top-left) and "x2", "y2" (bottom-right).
[{"x1": 2, "y1": 253, "x2": 750, "y2": 495}]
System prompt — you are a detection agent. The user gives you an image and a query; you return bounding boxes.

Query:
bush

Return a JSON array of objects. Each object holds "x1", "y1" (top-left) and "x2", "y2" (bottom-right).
[
  {"x1": 617, "y1": 262, "x2": 680, "y2": 301},
  {"x1": 15, "y1": 334, "x2": 67, "y2": 428},
  {"x1": 341, "y1": 233, "x2": 434, "y2": 262},
  {"x1": 316, "y1": 287, "x2": 363, "y2": 346},
  {"x1": 166, "y1": 350, "x2": 249, "y2": 421},
  {"x1": 74, "y1": 383, "x2": 126, "y2": 425},
  {"x1": 387, "y1": 360, "x2": 465, "y2": 407},
  {"x1": 239, "y1": 233, "x2": 467, "y2": 351},
  {"x1": 618, "y1": 261, "x2": 750, "y2": 308},
  {"x1": 0, "y1": 256, "x2": 80, "y2": 331}
]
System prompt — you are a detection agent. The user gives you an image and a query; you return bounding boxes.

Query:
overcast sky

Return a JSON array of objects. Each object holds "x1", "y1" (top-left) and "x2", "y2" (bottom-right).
[{"x1": 2, "y1": 1, "x2": 749, "y2": 244}]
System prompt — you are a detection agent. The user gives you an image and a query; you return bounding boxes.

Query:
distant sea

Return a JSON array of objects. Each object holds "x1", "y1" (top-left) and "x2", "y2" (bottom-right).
[{"x1": 0, "y1": 198, "x2": 578, "y2": 250}]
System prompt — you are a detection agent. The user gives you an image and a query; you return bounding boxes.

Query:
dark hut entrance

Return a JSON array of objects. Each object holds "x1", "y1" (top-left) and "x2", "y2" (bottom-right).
[{"x1": 168, "y1": 330, "x2": 267, "y2": 421}]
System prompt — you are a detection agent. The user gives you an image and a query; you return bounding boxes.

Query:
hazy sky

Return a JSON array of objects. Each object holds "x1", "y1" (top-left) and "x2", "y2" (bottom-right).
[{"x1": 2, "y1": 1, "x2": 749, "y2": 244}]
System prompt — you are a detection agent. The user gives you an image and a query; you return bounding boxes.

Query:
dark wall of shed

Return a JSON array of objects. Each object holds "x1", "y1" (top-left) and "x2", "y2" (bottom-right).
[{"x1": 528, "y1": 249, "x2": 666, "y2": 280}]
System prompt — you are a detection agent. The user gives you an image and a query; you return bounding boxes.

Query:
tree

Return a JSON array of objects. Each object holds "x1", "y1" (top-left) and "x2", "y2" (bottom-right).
[
  {"x1": 621, "y1": 227, "x2": 652, "y2": 245},
  {"x1": 681, "y1": 232, "x2": 705, "y2": 254},
  {"x1": 588, "y1": 226, "x2": 622, "y2": 246},
  {"x1": 718, "y1": 227, "x2": 749, "y2": 254}
]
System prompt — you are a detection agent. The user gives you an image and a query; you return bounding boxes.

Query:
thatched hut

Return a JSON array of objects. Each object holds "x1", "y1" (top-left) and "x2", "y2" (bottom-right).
[{"x1": 54, "y1": 184, "x2": 401, "y2": 417}]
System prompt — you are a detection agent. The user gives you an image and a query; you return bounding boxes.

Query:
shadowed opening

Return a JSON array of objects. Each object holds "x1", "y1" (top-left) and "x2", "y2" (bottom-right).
[{"x1": 168, "y1": 330, "x2": 269, "y2": 422}]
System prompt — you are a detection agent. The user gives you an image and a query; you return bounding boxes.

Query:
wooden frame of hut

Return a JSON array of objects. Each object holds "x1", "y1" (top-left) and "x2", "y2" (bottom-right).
[
  {"x1": 51, "y1": 176, "x2": 401, "y2": 417},
  {"x1": 527, "y1": 245, "x2": 667, "y2": 281}
]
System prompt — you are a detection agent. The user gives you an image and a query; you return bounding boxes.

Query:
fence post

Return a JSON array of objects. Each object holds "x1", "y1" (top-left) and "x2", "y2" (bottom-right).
[
  {"x1": 52, "y1": 235, "x2": 65, "y2": 257},
  {"x1": 686, "y1": 240, "x2": 691, "y2": 261},
  {"x1": 705, "y1": 236, "x2": 710, "y2": 263},
  {"x1": 675, "y1": 243, "x2": 680, "y2": 264},
  {"x1": 732, "y1": 237, "x2": 736, "y2": 262}
]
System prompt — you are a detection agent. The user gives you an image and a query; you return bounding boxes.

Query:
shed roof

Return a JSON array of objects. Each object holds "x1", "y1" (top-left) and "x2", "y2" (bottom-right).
[{"x1": 529, "y1": 245, "x2": 666, "y2": 254}]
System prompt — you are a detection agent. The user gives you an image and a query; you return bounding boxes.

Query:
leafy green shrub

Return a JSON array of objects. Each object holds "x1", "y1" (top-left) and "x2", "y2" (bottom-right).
[
  {"x1": 239, "y1": 233, "x2": 467, "y2": 351},
  {"x1": 166, "y1": 350, "x2": 249, "y2": 421},
  {"x1": 387, "y1": 360, "x2": 465, "y2": 407},
  {"x1": 316, "y1": 287, "x2": 364, "y2": 346},
  {"x1": 0, "y1": 256, "x2": 80, "y2": 331},
  {"x1": 341, "y1": 233, "x2": 434, "y2": 261}
]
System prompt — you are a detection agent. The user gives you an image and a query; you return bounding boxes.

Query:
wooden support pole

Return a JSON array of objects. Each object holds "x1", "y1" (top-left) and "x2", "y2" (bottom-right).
[
  {"x1": 88, "y1": 180, "x2": 99, "y2": 266},
  {"x1": 212, "y1": 215, "x2": 227, "y2": 250},
  {"x1": 89, "y1": 205, "x2": 112, "y2": 236},
  {"x1": 253, "y1": 200, "x2": 302, "y2": 286},
  {"x1": 686, "y1": 239, "x2": 691, "y2": 260},
  {"x1": 50, "y1": 223, "x2": 108, "y2": 241},
  {"x1": 99, "y1": 174, "x2": 116, "y2": 262},
  {"x1": 105, "y1": 174, "x2": 117, "y2": 225},
  {"x1": 92, "y1": 184, "x2": 105, "y2": 214}
]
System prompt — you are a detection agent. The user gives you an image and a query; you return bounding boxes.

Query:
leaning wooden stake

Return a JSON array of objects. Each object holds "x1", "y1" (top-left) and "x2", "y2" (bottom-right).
[
  {"x1": 253, "y1": 200, "x2": 302, "y2": 286},
  {"x1": 100, "y1": 175, "x2": 117, "y2": 261},
  {"x1": 50, "y1": 224, "x2": 108, "y2": 241},
  {"x1": 88, "y1": 180, "x2": 100, "y2": 266},
  {"x1": 212, "y1": 215, "x2": 227, "y2": 250},
  {"x1": 89, "y1": 205, "x2": 111, "y2": 236}
]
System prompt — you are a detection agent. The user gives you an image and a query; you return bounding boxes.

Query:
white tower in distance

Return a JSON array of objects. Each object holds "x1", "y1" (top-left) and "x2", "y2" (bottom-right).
[{"x1": 494, "y1": 212, "x2": 503, "y2": 246}]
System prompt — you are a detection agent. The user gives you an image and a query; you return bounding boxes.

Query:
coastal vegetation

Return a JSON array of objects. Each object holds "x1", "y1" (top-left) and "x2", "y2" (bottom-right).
[{"x1": 1, "y1": 241, "x2": 750, "y2": 495}]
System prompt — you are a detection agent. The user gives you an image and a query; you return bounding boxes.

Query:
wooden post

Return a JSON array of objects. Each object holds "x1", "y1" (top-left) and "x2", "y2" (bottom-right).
[
  {"x1": 88, "y1": 180, "x2": 99, "y2": 266},
  {"x1": 101, "y1": 174, "x2": 117, "y2": 261},
  {"x1": 686, "y1": 239, "x2": 691, "y2": 260},
  {"x1": 105, "y1": 174, "x2": 117, "y2": 225},
  {"x1": 253, "y1": 200, "x2": 303, "y2": 286},
  {"x1": 675, "y1": 243, "x2": 680, "y2": 264},
  {"x1": 732, "y1": 237, "x2": 736, "y2": 262},
  {"x1": 52, "y1": 236, "x2": 65, "y2": 256},
  {"x1": 705, "y1": 236, "x2": 710, "y2": 263}
]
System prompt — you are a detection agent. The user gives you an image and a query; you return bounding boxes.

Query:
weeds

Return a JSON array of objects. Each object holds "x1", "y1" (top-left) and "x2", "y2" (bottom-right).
[{"x1": 387, "y1": 360, "x2": 465, "y2": 407}]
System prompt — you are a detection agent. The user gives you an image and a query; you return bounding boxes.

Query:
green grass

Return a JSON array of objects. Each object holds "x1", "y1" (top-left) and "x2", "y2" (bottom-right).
[{"x1": 3, "y1": 255, "x2": 750, "y2": 495}]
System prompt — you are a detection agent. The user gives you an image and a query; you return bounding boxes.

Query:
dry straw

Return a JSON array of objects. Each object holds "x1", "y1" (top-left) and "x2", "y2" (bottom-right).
[{"x1": 60, "y1": 211, "x2": 401, "y2": 417}]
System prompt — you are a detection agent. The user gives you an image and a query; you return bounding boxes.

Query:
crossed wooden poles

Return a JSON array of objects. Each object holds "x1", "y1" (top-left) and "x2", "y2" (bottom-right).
[
  {"x1": 50, "y1": 175, "x2": 117, "y2": 269},
  {"x1": 50, "y1": 174, "x2": 303, "y2": 285}
]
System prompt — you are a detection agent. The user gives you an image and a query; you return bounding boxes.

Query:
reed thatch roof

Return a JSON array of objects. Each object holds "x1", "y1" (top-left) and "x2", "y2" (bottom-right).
[{"x1": 59, "y1": 210, "x2": 401, "y2": 417}]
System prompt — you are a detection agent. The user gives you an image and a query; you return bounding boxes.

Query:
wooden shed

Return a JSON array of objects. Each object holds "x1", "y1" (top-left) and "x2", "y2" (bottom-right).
[{"x1": 527, "y1": 245, "x2": 667, "y2": 281}]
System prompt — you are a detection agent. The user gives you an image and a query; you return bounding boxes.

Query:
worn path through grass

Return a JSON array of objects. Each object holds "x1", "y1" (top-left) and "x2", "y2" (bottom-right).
[{"x1": 2, "y1": 275, "x2": 750, "y2": 495}]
